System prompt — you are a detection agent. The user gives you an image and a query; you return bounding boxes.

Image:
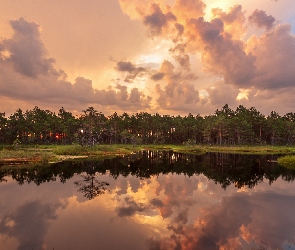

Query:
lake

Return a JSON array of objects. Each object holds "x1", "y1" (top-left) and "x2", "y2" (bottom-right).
[{"x1": 1, "y1": 151, "x2": 295, "y2": 250}]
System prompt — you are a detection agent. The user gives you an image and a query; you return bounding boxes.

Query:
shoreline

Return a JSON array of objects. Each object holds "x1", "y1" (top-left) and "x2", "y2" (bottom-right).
[{"x1": 1, "y1": 144, "x2": 295, "y2": 166}]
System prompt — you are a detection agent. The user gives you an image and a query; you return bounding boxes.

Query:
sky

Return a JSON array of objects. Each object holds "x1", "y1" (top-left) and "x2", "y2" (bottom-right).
[{"x1": 0, "y1": 0, "x2": 295, "y2": 116}]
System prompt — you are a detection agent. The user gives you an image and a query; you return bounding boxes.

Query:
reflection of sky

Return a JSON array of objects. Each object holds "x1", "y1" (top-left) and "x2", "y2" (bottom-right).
[{"x1": 0, "y1": 172, "x2": 295, "y2": 250}]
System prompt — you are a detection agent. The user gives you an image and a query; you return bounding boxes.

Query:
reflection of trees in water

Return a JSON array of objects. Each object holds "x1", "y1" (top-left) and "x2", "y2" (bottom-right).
[
  {"x1": 0, "y1": 177, "x2": 7, "y2": 183},
  {"x1": 1, "y1": 151, "x2": 295, "y2": 190},
  {"x1": 74, "y1": 173, "x2": 109, "y2": 200}
]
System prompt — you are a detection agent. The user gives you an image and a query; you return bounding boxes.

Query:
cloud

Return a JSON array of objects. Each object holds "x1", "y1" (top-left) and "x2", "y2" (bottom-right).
[
  {"x1": 0, "y1": 18, "x2": 152, "y2": 112},
  {"x1": 0, "y1": 200, "x2": 64, "y2": 250},
  {"x1": 153, "y1": 174, "x2": 199, "y2": 219},
  {"x1": 155, "y1": 81, "x2": 200, "y2": 111},
  {"x1": 248, "y1": 9, "x2": 276, "y2": 30},
  {"x1": 173, "y1": 0, "x2": 206, "y2": 22},
  {"x1": 143, "y1": 4, "x2": 177, "y2": 37},
  {"x1": 247, "y1": 24, "x2": 295, "y2": 90},
  {"x1": 1, "y1": 1, "x2": 295, "y2": 116},
  {"x1": 187, "y1": 16, "x2": 257, "y2": 87},
  {"x1": 169, "y1": 43, "x2": 190, "y2": 70},
  {"x1": 3, "y1": 18, "x2": 60, "y2": 78},
  {"x1": 207, "y1": 81, "x2": 240, "y2": 106},
  {"x1": 154, "y1": 60, "x2": 200, "y2": 111},
  {"x1": 151, "y1": 72, "x2": 165, "y2": 81},
  {"x1": 172, "y1": 208, "x2": 188, "y2": 225},
  {"x1": 150, "y1": 198, "x2": 164, "y2": 208},
  {"x1": 118, "y1": 0, "x2": 295, "y2": 115},
  {"x1": 211, "y1": 5, "x2": 247, "y2": 39},
  {"x1": 116, "y1": 61, "x2": 147, "y2": 83},
  {"x1": 147, "y1": 192, "x2": 295, "y2": 250},
  {"x1": 117, "y1": 196, "x2": 150, "y2": 217}
]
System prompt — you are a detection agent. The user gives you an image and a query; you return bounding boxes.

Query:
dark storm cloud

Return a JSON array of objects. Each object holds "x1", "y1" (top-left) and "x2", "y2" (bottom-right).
[{"x1": 248, "y1": 9, "x2": 276, "y2": 30}]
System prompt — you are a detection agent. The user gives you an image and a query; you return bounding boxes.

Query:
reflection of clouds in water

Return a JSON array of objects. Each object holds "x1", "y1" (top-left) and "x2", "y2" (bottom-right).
[
  {"x1": 155, "y1": 175, "x2": 199, "y2": 197},
  {"x1": 117, "y1": 196, "x2": 151, "y2": 217},
  {"x1": 81, "y1": 172, "x2": 295, "y2": 249},
  {"x1": 114, "y1": 177, "x2": 147, "y2": 195},
  {"x1": 1, "y1": 168, "x2": 295, "y2": 249},
  {"x1": 152, "y1": 175, "x2": 200, "y2": 219},
  {"x1": 0, "y1": 200, "x2": 66, "y2": 250},
  {"x1": 47, "y1": 196, "x2": 153, "y2": 250},
  {"x1": 115, "y1": 178, "x2": 129, "y2": 195},
  {"x1": 150, "y1": 198, "x2": 164, "y2": 208},
  {"x1": 147, "y1": 192, "x2": 295, "y2": 250},
  {"x1": 129, "y1": 177, "x2": 142, "y2": 193}
]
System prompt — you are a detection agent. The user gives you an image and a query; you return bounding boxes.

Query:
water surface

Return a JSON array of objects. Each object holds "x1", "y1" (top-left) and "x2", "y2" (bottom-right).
[{"x1": 1, "y1": 151, "x2": 295, "y2": 250}]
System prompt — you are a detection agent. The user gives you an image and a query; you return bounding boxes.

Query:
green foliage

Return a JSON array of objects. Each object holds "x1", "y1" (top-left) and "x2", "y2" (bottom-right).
[
  {"x1": 13, "y1": 138, "x2": 21, "y2": 149},
  {"x1": 277, "y1": 155, "x2": 295, "y2": 169},
  {"x1": 0, "y1": 148, "x2": 57, "y2": 164},
  {"x1": 2, "y1": 104, "x2": 295, "y2": 147},
  {"x1": 184, "y1": 139, "x2": 195, "y2": 147}
]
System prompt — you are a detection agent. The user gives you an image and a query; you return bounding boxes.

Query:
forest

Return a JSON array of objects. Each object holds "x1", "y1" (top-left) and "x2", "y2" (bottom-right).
[{"x1": 1, "y1": 104, "x2": 295, "y2": 146}]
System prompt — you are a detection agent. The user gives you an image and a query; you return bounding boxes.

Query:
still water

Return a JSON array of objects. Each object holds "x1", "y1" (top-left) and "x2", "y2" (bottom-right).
[{"x1": 1, "y1": 151, "x2": 295, "y2": 250}]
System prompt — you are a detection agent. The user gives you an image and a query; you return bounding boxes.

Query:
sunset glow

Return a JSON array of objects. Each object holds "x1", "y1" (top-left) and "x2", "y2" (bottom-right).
[{"x1": 0, "y1": 0, "x2": 294, "y2": 116}]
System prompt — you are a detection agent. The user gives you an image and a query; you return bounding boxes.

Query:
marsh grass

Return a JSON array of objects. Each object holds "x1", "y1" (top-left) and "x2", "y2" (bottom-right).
[
  {"x1": 0, "y1": 148, "x2": 58, "y2": 164},
  {"x1": 2, "y1": 144, "x2": 295, "y2": 165},
  {"x1": 134, "y1": 144, "x2": 295, "y2": 154},
  {"x1": 277, "y1": 155, "x2": 295, "y2": 169},
  {"x1": 52, "y1": 144, "x2": 126, "y2": 156},
  {"x1": 50, "y1": 144, "x2": 205, "y2": 157},
  {"x1": 199, "y1": 145, "x2": 295, "y2": 154}
]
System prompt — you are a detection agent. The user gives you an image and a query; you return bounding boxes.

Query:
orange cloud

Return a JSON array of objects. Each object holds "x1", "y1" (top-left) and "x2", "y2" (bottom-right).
[{"x1": 0, "y1": 18, "x2": 152, "y2": 112}]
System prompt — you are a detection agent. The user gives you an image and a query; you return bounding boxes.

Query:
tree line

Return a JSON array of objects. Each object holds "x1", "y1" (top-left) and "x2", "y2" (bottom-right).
[{"x1": 1, "y1": 104, "x2": 295, "y2": 146}]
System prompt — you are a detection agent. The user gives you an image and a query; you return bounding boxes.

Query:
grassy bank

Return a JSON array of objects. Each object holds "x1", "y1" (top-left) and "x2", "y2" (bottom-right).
[
  {"x1": 277, "y1": 155, "x2": 295, "y2": 169},
  {"x1": 1, "y1": 144, "x2": 295, "y2": 166},
  {"x1": 51, "y1": 144, "x2": 295, "y2": 155},
  {"x1": 197, "y1": 145, "x2": 295, "y2": 154},
  {"x1": 0, "y1": 147, "x2": 58, "y2": 165}
]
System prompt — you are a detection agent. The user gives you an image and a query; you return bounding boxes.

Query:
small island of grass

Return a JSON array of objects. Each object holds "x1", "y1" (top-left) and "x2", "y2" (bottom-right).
[{"x1": 277, "y1": 155, "x2": 295, "y2": 169}]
